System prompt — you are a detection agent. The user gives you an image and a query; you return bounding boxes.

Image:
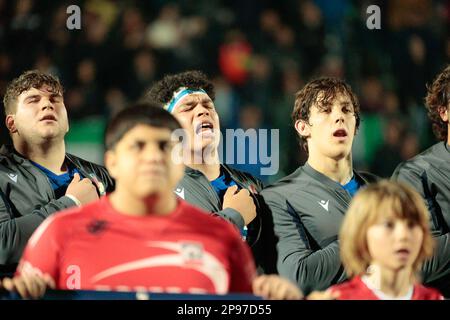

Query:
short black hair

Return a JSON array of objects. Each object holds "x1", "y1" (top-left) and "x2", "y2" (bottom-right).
[
  {"x1": 144, "y1": 70, "x2": 215, "y2": 105},
  {"x1": 105, "y1": 102, "x2": 182, "y2": 150}
]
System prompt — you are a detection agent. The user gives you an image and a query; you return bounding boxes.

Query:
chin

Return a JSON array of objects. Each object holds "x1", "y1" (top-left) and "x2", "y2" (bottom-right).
[
  {"x1": 327, "y1": 149, "x2": 351, "y2": 160},
  {"x1": 138, "y1": 188, "x2": 163, "y2": 198}
]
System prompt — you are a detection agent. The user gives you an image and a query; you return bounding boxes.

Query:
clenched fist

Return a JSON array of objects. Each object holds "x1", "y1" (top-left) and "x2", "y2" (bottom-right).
[{"x1": 223, "y1": 185, "x2": 256, "y2": 226}]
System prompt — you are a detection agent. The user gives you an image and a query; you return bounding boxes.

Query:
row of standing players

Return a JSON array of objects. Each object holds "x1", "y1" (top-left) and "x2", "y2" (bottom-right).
[{"x1": 0, "y1": 66, "x2": 449, "y2": 300}]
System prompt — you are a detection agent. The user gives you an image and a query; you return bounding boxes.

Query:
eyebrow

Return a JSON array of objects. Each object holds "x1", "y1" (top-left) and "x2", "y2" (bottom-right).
[
  {"x1": 24, "y1": 92, "x2": 62, "y2": 100},
  {"x1": 132, "y1": 137, "x2": 172, "y2": 144},
  {"x1": 183, "y1": 97, "x2": 212, "y2": 105},
  {"x1": 24, "y1": 94, "x2": 40, "y2": 101}
]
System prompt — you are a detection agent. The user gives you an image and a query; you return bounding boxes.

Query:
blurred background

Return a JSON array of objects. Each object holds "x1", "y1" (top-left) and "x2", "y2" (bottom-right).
[{"x1": 0, "y1": 0, "x2": 448, "y2": 183}]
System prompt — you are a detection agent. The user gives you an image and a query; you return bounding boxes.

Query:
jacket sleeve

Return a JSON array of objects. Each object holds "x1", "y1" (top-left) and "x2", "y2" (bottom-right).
[
  {"x1": 392, "y1": 163, "x2": 446, "y2": 233},
  {"x1": 212, "y1": 208, "x2": 245, "y2": 230},
  {"x1": 89, "y1": 163, "x2": 115, "y2": 194},
  {"x1": 263, "y1": 190, "x2": 346, "y2": 294},
  {"x1": 96, "y1": 165, "x2": 115, "y2": 193},
  {"x1": 0, "y1": 192, "x2": 76, "y2": 265},
  {"x1": 421, "y1": 232, "x2": 450, "y2": 291},
  {"x1": 392, "y1": 162, "x2": 425, "y2": 196}
]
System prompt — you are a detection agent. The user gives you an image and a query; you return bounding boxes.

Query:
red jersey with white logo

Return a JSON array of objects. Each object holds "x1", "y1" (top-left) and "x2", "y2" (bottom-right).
[
  {"x1": 17, "y1": 196, "x2": 256, "y2": 294},
  {"x1": 330, "y1": 276, "x2": 443, "y2": 300}
]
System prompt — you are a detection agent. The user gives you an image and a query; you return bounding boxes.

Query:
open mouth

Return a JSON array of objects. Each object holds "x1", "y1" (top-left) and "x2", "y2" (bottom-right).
[
  {"x1": 40, "y1": 114, "x2": 57, "y2": 122},
  {"x1": 195, "y1": 122, "x2": 214, "y2": 134},
  {"x1": 394, "y1": 248, "x2": 411, "y2": 258},
  {"x1": 333, "y1": 129, "x2": 347, "y2": 138}
]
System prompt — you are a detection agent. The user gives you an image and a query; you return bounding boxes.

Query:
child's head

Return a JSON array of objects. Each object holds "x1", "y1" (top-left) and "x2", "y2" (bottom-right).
[{"x1": 340, "y1": 180, "x2": 434, "y2": 278}]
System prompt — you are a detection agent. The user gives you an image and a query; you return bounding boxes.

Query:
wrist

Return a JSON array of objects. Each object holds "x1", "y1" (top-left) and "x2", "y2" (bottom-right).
[{"x1": 66, "y1": 194, "x2": 82, "y2": 207}]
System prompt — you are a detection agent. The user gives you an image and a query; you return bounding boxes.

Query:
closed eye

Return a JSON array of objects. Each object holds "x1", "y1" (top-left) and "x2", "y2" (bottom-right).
[
  {"x1": 319, "y1": 107, "x2": 331, "y2": 113},
  {"x1": 342, "y1": 107, "x2": 352, "y2": 113},
  {"x1": 26, "y1": 95, "x2": 41, "y2": 103}
]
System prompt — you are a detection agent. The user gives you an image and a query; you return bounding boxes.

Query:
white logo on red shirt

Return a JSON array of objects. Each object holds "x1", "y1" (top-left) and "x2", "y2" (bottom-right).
[{"x1": 90, "y1": 241, "x2": 229, "y2": 294}]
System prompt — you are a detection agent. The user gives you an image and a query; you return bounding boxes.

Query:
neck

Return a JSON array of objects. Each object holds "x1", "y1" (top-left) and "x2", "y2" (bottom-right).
[
  {"x1": 187, "y1": 147, "x2": 221, "y2": 180},
  {"x1": 307, "y1": 152, "x2": 353, "y2": 185},
  {"x1": 365, "y1": 265, "x2": 414, "y2": 297},
  {"x1": 14, "y1": 139, "x2": 67, "y2": 174},
  {"x1": 109, "y1": 187, "x2": 178, "y2": 216}
]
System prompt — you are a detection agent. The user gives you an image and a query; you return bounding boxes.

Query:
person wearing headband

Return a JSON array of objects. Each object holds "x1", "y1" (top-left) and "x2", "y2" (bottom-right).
[{"x1": 145, "y1": 70, "x2": 278, "y2": 275}]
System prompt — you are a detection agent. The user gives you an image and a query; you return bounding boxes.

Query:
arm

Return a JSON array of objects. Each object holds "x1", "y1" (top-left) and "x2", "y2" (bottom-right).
[
  {"x1": 0, "y1": 191, "x2": 76, "y2": 265},
  {"x1": 392, "y1": 164, "x2": 446, "y2": 233},
  {"x1": 2, "y1": 215, "x2": 61, "y2": 299},
  {"x1": 421, "y1": 232, "x2": 450, "y2": 288},
  {"x1": 212, "y1": 208, "x2": 245, "y2": 230},
  {"x1": 91, "y1": 165, "x2": 115, "y2": 194},
  {"x1": 264, "y1": 193, "x2": 346, "y2": 294}
]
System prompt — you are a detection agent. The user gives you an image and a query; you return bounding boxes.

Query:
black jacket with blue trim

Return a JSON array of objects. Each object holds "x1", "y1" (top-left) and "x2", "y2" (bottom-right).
[
  {"x1": 0, "y1": 145, "x2": 114, "y2": 273},
  {"x1": 260, "y1": 163, "x2": 378, "y2": 294},
  {"x1": 175, "y1": 164, "x2": 278, "y2": 274}
]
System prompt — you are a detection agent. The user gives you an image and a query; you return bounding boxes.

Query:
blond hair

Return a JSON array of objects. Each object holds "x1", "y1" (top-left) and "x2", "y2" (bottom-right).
[{"x1": 340, "y1": 180, "x2": 434, "y2": 278}]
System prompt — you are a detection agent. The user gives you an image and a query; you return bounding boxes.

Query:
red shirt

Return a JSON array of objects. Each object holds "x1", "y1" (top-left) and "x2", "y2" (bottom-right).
[
  {"x1": 17, "y1": 196, "x2": 256, "y2": 294},
  {"x1": 330, "y1": 276, "x2": 443, "y2": 300}
]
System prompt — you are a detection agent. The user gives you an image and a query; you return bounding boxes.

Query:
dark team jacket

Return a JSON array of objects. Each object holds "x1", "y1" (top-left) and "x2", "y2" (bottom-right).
[
  {"x1": 260, "y1": 163, "x2": 378, "y2": 294},
  {"x1": 175, "y1": 164, "x2": 278, "y2": 274},
  {"x1": 392, "y1": 141, "x2": 450, "y2": 296},
  {"x1": 0, "y1": 145, "x2": 114, "y2": 273}
]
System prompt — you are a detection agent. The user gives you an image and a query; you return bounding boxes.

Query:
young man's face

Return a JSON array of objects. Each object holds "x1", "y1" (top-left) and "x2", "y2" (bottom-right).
[
  {"x1": 171, "y1": 93, "x2": 220, "y2": 153},
  {"x1": 297, "y1": 92, "x2": 356, "y2": 160},
  {"x1": 366, "y1": 216, "x2": 423, "y2": 273},
  {"x1": 6, "y1": 85, "x2": 69, "y2": 143},
  {"x1": 105, "y1": 124, "x2": 184, "y2": 199}
]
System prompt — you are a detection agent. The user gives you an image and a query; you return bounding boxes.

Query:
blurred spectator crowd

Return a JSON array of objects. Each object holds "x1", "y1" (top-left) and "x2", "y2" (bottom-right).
[{"x1": 0, "y1": 0, "x2": 449, "y2": 182}]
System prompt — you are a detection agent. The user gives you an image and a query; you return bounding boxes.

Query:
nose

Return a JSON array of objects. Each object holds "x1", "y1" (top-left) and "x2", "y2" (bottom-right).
[
  {"x1": 41, "y1": 97, "x2": 54, "y2": 111},
  {"x1": 194, "y1": 103, "x2": 210, "y2": 118},
  {"x1": 394, "y1": 221, "x2": 412, "y2": 241},
  {"x1": 142, "y1": 143, "x2": 164, "y2": 162},
  {"x1": 333, "y1": 108, "x2": 345, "y2": 124}
]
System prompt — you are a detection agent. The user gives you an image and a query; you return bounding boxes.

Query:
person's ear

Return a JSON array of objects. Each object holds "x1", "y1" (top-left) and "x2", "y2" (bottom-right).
[
  {"x1": 438, "y1": 106, "x2": 448, "y2": 122},
  {"x1": 104, "y1": 150, "x2": 118, "y2": 179},
  {"x1": 5, "y1": 115, "x2": 17, "y2": 134},
  {"x1": 295, "y1": 119, "x2": 311, "y2": 138}
]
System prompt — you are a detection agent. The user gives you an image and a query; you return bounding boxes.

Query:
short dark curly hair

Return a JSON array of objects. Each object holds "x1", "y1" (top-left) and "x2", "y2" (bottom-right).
[
  {"x1": 425, "y1": 64, "x2": 450, "y2": 141},
  {"x1": 3, "y1": 70, "x2": 63, "y2": 114},
  {"x1": 144, "y1": 70, "x2": 215, "y2": 106},
  {"x1": 292, "y1": 77, "x2": 361, "y2": 152}
]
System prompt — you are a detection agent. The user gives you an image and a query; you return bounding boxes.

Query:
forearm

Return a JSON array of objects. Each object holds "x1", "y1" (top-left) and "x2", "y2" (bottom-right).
[{"x1": 278, "y1": 241, "x2": 346, "y2": 294}]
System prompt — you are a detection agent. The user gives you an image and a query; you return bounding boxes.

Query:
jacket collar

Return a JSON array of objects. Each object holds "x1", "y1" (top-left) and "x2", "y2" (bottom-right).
[
  {"x1": 0, "y1": 144, "x2": 79, "y2": 171},
  {"x1": 0, "y1": 144, "x2": 27, "y2": 164},
  {"x1": 303, "y1": 162, "x2": 365, "y2": 190},
  {"x1": 185, "y1": 163, "x2": 236, "y2": 178}
]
